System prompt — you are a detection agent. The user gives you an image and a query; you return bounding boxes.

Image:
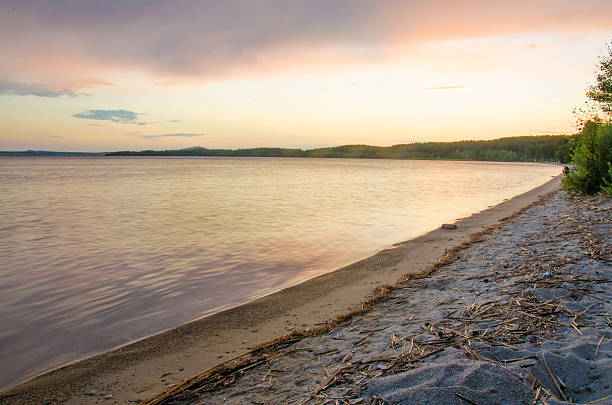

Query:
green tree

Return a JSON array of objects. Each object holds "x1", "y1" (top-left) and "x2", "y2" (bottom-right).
[
  {"x1": 563, "y1": 122, "x2": 612, "y2": 194},
  {"x1": 586, "y1": 41, "x2": 612, "y2": 118}
]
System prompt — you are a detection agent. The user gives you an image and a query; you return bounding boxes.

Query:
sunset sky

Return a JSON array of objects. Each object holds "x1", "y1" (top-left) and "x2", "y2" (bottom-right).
[{"x1": 1, "y1": 1, "x2": 611, "y2": 152}]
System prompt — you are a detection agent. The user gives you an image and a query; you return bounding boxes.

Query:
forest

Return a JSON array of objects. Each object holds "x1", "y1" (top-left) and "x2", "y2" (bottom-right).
[{"x1": 107, "y1": 134, "x2": 575, "y2": 163}]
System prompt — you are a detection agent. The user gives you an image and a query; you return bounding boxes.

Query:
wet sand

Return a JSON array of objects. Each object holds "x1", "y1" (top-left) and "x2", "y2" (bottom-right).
[{"x1": 0, "y1": 175, "x2": 563, "y2": 405}]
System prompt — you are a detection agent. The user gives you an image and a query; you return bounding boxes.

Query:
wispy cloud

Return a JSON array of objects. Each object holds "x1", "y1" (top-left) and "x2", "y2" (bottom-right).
[
  {"x1": 0, "y1": 79, "x2": 111, "y2": 97},
  {"x1": 142, "y1": 133, "x2": 204, "y2": 139},
  {"x1": 168, "y1": 119, "x2": 182, "y2": 123},
  {"x1": 72, "y1": 109, "x2": 143, "y2": 124},
  {"x1": 426, "y1": 85, "x2": 468, "y2": 91},
  {"x1": 0, "y1": 80, "x2": 79, "y2": 97}
]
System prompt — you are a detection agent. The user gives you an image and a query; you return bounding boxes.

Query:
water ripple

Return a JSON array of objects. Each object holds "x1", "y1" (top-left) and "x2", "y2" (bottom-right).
[{"x1": 0, "y1": 156, "x2": 561, "y2": 390}]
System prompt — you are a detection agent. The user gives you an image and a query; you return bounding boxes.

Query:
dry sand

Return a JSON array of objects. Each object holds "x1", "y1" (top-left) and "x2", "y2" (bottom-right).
[{"x1": 0, "y1": 175, "x2": 566, "y2": 405}]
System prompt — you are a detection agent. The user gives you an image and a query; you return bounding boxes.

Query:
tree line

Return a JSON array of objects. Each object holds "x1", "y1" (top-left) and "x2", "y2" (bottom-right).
[{"x1": 107, "y1": 134, "x2": 575, "y2": 163}]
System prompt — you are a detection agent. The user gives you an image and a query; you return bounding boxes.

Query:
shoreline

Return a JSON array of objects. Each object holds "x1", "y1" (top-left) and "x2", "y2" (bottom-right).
[
  {"x1": 0, "y1": 175, "x2": 562, "y2": 405},
  {"x1": 148, "y1": 181, "x2": 610, "y2": 405}
]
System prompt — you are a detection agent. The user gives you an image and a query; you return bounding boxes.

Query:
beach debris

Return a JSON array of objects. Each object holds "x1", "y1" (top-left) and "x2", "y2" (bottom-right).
[
  {"x1": 595, "y1": 336, "x2": 605, "y2": 358},
  {"x1": 442, "y1": 223, "x2": 458, "y2": 230},
  {"x1": 587, "y1": 395, "x2": 610, "y2": 404},
  {"x1": 542, "y1": 355, "x2": 568, "y2": 402},
  {"x1": 86, "y1": 389, "x2": 108, "y2": 396},
  {"x1": 455, "y1": 392, "x2": 481, "y2": 405}
]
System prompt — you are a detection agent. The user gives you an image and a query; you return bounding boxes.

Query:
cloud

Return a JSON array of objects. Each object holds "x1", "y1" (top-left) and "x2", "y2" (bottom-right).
[
  {"x1": 168, "y1": 119, "x2": 182, "y2": 123},
  {"x1": 0, "y1": 79, "x2": 111, "y2": 97},
  {"x1": 1, "y1": 1, "x2": 610, "y2": 83},
  {"x1": 426, "y1": 85, "x2": 468, "y2": 91},
  {"x1": 72, "y1": 109, "x2": 143, "y2": 124},
  {"x1": 142, "y1": 133, "x2": 204, "y2": 139},
  {"x1": 0, "y1": 80, "x2": 79, "y2": 97}
]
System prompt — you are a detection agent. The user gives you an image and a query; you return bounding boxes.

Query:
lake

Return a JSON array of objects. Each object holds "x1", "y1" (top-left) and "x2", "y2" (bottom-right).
[{"x1": 0, "y1": 157, "x2": 561, "y2": 390}]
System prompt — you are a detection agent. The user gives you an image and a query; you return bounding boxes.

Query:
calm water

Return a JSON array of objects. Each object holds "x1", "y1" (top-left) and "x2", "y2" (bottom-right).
[{"x1": 0, "y1": 157, "x2": 560, "y2": 389}]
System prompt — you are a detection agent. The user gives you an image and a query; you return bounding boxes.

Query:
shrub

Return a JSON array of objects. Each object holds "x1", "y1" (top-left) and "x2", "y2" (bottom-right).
[{"x1": 563, "y1": 122, "x2": 612, "y2": 194}]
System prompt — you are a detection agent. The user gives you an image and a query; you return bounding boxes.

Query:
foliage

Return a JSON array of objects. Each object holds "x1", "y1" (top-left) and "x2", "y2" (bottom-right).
[
  {"x1": 586, "y1": 41, "x2": 612, "y2": 118},
  {"x1": 108, "y1": 135, "x2": 575, "y2": 163},
  {"x1": 602, "y1": 164, "x2": 612, "y2": 196},
  {"x1": 563, "y1": 122, "x2": 612, "y2": 194},
  {"x1": 564, "y1": 41, "x2": 612, "y2": 195}
]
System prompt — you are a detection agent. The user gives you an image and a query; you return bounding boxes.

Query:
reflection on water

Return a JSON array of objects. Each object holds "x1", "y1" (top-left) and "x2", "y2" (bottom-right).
[{"x1": 0, "y1": 157, "x2": 560, "y2": 389}]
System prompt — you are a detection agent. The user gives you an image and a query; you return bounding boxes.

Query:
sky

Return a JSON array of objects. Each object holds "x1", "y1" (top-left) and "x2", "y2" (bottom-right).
[{"x1": 0, "y1": 1, "x2": 611, "y2": 152}]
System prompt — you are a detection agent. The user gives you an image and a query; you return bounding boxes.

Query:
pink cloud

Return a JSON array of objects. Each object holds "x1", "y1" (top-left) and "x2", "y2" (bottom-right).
[{"x1": 1, "y1": 1, "x2": 611, "y2": 90}]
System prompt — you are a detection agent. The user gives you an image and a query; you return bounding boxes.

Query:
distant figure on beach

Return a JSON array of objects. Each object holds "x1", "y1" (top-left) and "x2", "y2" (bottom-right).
[{"x1": 563, "y1": 165, "x2": 570, "y2": 175}]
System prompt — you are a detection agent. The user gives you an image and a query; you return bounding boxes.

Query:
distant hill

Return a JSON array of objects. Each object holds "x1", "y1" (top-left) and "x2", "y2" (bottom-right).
[
  {"x1": 107, "y1": 135, "x2": 575, "y2": 163},
  {"x1": 0, "y1": 150, "x2": 104, "y2": 156}
]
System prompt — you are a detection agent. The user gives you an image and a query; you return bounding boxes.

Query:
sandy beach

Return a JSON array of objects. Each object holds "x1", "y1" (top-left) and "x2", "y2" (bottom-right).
[{"x1": 4, "y1": 174, "x2": 606, "y2": 405}]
